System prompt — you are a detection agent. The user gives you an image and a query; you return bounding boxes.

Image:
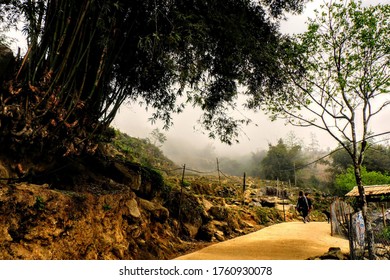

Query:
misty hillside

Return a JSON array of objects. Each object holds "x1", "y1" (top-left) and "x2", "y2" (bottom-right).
[{"x1": 159, "y1": 132, "x2": 334, "y2": 194}]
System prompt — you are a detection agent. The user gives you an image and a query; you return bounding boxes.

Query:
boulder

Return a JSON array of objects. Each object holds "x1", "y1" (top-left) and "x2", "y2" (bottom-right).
[
  {"x1": 196, "y1": 220, "x2": 229, "y2": 242},
  {"x1": 214, "y1": 230, "x2": 225, "y2": 242},
  {"x1": 320, "y1": 247, "x2": 346, "y2": 260},
  {"x1": 183, "y1": 223, "x2": 200, "y2": 239},
  {"x1": 201, "y1": 198, "x2": 213, "y2": 212},
  {"x1": 260, "y1": 197, "x2": 277, "y2": 208},
  {"x1": 124, "y1": 198, "x2": 141, "y2": 219},
  {"x1": 110, "y1": 162, "x2": 142, "y2": 191},
  {"x1": 265, "y1": 186, "x2": 277, "y2": 196},
  {"x1": 139, "y1": 198, "x2": 169, "y2": 223}
]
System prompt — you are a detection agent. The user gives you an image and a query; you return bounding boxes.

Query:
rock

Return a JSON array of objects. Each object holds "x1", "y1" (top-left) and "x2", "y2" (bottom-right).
[
  {"x1": 124, "y1": 198, "x2": 141, "y2": 220},
  {"x1": 250, "y1": 201, "x2": 262, "y2": 207},
  {"x1": 214, "y1": 230, "x2": 225, "y2": 242},
  {"x1": 201, "y1": 198, "x2": 214, "y2": 212},
  {"x1": 208, "y1": 206, "x2": 228, "y2": 221},
  {"x1": 195, "y1": 220, "x2": 231, "y2": 242},
  {"x1": 196, "y1": 224, "x2": 215, "y2": 242},
  {"x1": 319, "y1": 247, "x2": 346, "y2": 260},
  {"x1": 241, "y1": 221, "x2": 255, "y2": 228},
  {"x1": 182, "y1": 223, "x2": 200, "y2": 239},
  {"x1": 111, "y1": 162, "x2": 142, "y2": 191},
  {"x1": 376, "y1": 248, "x2": 387, "y2": 257},
  {"x1": 139, "y1": 199, "x2": 169, "y2": 223},
  {"x1": 265, "y1": 186, "x2": 277, "y2": 196},
  {"x1": 261, "y1": 197, "x2": 276, "y2": 208},
  {"x1": 371, "y1": 244, "x2": 390, "y2": 259}
]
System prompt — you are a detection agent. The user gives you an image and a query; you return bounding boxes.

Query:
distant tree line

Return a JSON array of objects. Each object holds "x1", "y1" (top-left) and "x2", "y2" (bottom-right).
[{"x1": 218, "y1": 135, "x2": 390, "y2": 195}]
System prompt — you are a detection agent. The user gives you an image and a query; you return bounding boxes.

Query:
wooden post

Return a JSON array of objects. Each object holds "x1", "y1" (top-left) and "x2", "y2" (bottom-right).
[
  {"x1": 216, "y1": 158, "x2": 221, "y2": 186},
  {"x1": 294, "y1": 162, "x2": 297, "y2": 187},
  {"x1": 177, "y1": 164, "x2": 186, "y2": 233},
  {"x1": 349, "y1": 213, "x2": 356, "y2": 260},
  {"x1": 382, "y1": 204, "x2": 387, "y2": 228},
  {"x1": 243, "y1": 172, "x2": 246, "y2": 192},
  {"x1": 330, "y1": 203, "x2": 334, "y2": 236},
  {"x1": 242, "y1": 172, "x2": 246, "y2": 205}
]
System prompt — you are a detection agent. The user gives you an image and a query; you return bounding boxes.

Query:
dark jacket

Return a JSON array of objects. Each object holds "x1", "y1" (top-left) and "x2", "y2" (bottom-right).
[{"x1": 296, "y1": 196, "x2": 309, "y2": 211}]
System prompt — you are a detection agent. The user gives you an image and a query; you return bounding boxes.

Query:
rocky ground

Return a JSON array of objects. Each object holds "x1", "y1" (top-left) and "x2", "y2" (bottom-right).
[{"x1": 0, "y1": 144, "x2": 332, "y2": 260}]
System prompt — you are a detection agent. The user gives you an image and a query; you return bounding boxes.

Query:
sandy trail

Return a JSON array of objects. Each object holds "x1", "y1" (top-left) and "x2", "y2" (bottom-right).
[{"x1": 175, "y1": 222, "x2": 349, "y2": 260}]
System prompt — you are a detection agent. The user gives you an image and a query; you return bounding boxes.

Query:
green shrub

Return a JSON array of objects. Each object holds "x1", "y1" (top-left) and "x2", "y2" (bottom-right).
[
  {"x1": 34, "y1": 196, "x2": 45, "y2": 211},
  {"x1": 380, "y1": 226, "x2": 390, "y2": 241},
  {"x1": 103, "y1": 204, "x2": 112, "y2": 211},
  {"x1": 335, "y1": 166, "x2": 390, "y2": 195}
]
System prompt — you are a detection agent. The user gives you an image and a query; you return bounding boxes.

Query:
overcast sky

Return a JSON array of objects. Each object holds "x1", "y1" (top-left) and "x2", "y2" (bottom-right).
[{"x1": 112, "y1": 0, "x2": 390, "y2": 158}]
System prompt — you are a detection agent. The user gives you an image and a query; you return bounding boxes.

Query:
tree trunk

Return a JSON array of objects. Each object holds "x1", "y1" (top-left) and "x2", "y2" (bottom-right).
[{"x1": 354, "y1": 164, "x2": 376, "y2": 259}]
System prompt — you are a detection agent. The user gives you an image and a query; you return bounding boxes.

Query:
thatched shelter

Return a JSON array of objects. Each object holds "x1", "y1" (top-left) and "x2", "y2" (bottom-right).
[{"x1": 345, "y1": 185, "x2": 390, "y2": 202}]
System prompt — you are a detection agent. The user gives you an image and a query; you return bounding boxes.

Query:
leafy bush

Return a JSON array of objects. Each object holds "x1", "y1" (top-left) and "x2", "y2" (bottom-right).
[
  {"x1": 335, "y1": 166, "x2": 390, "y2": 195},
  {"x1": 34, "y1": 196, "x2": 45, "y2": 211},
  {"x1": 379, "y1": 226, "x2": 390, "y2": 241}
]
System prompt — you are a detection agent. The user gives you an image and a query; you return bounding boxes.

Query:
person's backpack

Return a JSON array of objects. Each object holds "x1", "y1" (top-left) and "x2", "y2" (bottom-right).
[{"x1": 298, "y1": 196, "x2": 309, "y2": 210}]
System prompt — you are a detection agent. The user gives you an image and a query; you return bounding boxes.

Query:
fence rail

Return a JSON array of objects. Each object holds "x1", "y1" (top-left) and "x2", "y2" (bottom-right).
[{"x1": 330, "y1": 199, "x2": 390, "y2": 259}]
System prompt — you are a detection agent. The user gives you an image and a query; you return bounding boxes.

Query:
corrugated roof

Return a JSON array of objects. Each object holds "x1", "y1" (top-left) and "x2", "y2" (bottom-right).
[{"x1": 345, "y1": 185, "x2": 390, "y2": 197}]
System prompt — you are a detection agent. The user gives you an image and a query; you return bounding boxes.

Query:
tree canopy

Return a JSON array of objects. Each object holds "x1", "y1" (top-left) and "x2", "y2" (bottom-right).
[
  {"x1": 0, "y1": 0, "x2": 306, "y2": 160},
  {"x1": 260, "y1": 138, "x2": 304, "y2": 182}
]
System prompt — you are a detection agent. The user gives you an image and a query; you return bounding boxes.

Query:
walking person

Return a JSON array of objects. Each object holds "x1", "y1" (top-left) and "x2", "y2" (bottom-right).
[
  {"x1": 305, "y1": 192, "x2": 313, "y2": 222},
  {"x1": 296, "y1": 191, "x2": 309, "y2": 223}
]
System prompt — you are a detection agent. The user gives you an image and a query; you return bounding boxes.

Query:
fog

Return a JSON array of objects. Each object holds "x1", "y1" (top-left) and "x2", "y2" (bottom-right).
[{"x1": 112, "y1": 101, "x2": 335, "y2": 157}]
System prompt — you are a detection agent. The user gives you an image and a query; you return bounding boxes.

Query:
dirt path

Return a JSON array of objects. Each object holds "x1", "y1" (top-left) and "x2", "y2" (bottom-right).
[{"x1": 175, "y1": 222, "x2": 349, "y2": 260}]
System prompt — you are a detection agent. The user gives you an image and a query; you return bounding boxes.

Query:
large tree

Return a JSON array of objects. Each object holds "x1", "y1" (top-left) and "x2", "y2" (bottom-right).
[
  {"x1": 0, "y1": 0, "x2": 306, "y2": 170},
  {"x1": 256, "y1": 0, "x2": 389, "y2": 259},
  {"x1": 261, "y1": 138, "x2": 304, "y2": 183}
]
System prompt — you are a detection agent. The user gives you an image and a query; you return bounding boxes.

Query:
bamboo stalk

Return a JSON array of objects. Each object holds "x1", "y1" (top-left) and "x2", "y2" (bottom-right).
[{"x1": 51, "y1": 0, "x2": 91, "y2": 92}]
